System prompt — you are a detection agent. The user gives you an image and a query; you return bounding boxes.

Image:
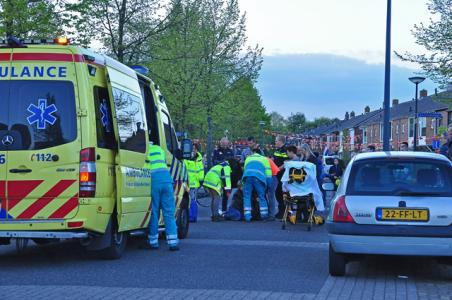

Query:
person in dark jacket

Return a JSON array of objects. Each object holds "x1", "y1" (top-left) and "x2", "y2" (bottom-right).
[
  {"x1": 212, "y1": 137, "x2": 235, "y2": 213},
  {"x1": 213, "y1": 137, "x2": 234, "y2": 165},
  {"x1": 328, "y1": 158, "x2": 343, "y2": 188},
  {"x1": 272, "y1": 135, "x2": 289, "y2": 219},
  {"x1": 439, "y1": 126, "x2": 452, "y2": 161}
]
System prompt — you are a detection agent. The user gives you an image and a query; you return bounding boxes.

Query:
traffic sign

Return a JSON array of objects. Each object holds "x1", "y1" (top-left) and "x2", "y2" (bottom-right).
[
  {"x1": 417, "y1": 112, "x2": 443, "y2": 118},
  {"x1": 432, "y1": 139, "x2": 441, "y2": 150}
]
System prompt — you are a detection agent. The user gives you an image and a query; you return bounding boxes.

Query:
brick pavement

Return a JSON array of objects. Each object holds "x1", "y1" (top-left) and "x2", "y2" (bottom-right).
[
  {"x1": 2, "y1": 257, "x2": 451, "y2": 300},
  {"x1": 2, "y1": 285, "x2": 316, "y2": 300}
]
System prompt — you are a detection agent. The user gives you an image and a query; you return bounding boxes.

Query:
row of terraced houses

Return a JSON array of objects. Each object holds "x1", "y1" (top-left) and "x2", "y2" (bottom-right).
[{"x1": 304, "y1": 88, "x2": 452, "y2": 155}]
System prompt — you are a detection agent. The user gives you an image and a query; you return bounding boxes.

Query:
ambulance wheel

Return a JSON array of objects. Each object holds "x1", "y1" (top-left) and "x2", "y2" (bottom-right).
[
  {"x1": 177, "y1": 208, "x2": 189, "y2": 239},
  {"x1": 101, "y1": 221, "x2": 128, "y2": 260}
]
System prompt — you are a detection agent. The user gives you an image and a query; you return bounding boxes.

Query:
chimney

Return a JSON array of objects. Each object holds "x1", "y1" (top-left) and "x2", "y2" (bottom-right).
[
  {"x1": 420, "y1": 89, "x2": 428, "y2": 98},
  {"x1": 345, "y1": 111, "x2": 349, "y2": 120},
  {"x1": 392, "y1": 99, "x2": 399, "y2": 106},
  {"x1": 350, "y1": 111, "x2": 355, "y2": 118},
  {"x1": 364, "y1": 106, "x2": 370, "y2": 114}
]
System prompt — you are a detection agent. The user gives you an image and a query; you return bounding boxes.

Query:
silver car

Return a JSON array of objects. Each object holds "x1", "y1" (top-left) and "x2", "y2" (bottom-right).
[{"x1": 325, "y1": 151, "x2": 452, "y2": 276}]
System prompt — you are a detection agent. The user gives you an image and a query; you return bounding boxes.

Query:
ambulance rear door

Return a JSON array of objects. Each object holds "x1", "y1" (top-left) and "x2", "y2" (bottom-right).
[
  {"x1": 4, "y1": 48, "x2": 81, "y2": 221},
  {"x1": 104, "y1": 59, "x2": 151, "y2": 232}
]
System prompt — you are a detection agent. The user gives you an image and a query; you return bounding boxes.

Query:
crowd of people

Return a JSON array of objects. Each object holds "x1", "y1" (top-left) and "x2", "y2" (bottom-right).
[
  {"x1": 185, "y1": 135, "x2": 334, "y2": 223},
  {"x1": 185, "y1": 124, "x2": 452, "y2": 224},
  {"x1": 144, "y1": 125, "x2": 452, "y2": 250}
]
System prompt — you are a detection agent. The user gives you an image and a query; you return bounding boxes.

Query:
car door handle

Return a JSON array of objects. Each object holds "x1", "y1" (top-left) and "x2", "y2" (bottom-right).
[{"x1": 9, "y1": 168, "x2": 32, "y2": 174}]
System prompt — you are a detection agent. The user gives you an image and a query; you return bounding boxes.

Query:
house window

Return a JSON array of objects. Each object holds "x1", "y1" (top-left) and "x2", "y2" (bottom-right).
[
  {"x1": 420, "y1": 117, "x2": 427, "y2": 137},
  {"x1": 379, "y1": 123, "x2": 384, "y2": 141},
  {"x1": 402, "y1": 124, "x2": 405, "y2": 134},
  {"x1": 363, "y1": 127, "x2": 368, "y2": 144},
  {"x1": 409, "y1": 118, "x2": 414, "y2": 138}
]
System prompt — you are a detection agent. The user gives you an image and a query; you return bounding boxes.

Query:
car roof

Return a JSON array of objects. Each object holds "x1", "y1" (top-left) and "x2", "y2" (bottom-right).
[{"x1": 353, "y1": 151, "x2": 452, "y2": 164}]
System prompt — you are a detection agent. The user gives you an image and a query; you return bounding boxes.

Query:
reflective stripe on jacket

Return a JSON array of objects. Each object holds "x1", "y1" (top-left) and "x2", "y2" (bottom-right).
[
  {"x1": 147, "y1": 145, "x2": 172, "y2": 184},
  {"x1": 203, "y1": 163, "x2": 231, "y2": 194},
  {"x1": 185, "y1": 152, "x2": 204, "y2": 188},
  {"x1": 243, "y1": 153, "x2": 272, "y2": 185}
]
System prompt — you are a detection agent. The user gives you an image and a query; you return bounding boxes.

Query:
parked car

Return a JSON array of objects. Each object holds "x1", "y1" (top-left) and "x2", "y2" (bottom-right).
[{"x1": 325, "y1": 151, "x2": 452, "y2": 276}]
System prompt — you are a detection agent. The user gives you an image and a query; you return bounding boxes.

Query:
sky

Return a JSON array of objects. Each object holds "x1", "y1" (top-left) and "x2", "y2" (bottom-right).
[{"x1": 238, "y1": 0, "x2": 439, "y2": 120}]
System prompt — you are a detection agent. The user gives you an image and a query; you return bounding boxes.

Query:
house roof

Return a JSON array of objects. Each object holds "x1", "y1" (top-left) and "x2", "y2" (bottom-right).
[
  {"x1": 304, "y1": 95, "x2": 448, "y2": 137},
  {"x1": 360, "y1": 96, "x2": 447, "y2": 126}
]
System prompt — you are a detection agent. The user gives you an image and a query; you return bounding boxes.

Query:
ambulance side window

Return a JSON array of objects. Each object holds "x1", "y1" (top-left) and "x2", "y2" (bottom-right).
[
  {"x1": 139, "y1": 83, "x2": 159, "y2": 145},
  {"x1": 112, "y1": 88, "x2": 147, "y2": 153},
  {"x1": 93, "y1": 87, "x2": 116, "y2": 149},
  {"x1": 161, "y1": 111, "x2": 173, "y2": 153}
]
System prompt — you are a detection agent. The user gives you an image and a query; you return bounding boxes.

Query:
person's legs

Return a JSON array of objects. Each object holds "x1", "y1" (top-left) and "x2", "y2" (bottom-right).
[
  {"x1": 267, "y1": 176, "x2": 278, "y2": 217},
  {"x1": 208, "y1": 188, "x2": 221, "y2": 220},
  {"x1": 189, "y1": 188, "x2": 198, "y2": 222},
  {"x1": 254, "y1": 180, "x2": 268, "y2": 218},
  {"x1": 242, "y1": 178, "x2": 253, "y2": 222},
  {"x1": 148, "y1": 184, "x2": 162, "y2": 248},
  {"x1": 221, "y1": 191, "x2": 228, "y2": 213},
  {"x1": 160, "y1": 183, "x2": 179, "y2": 249},
  {"x1": 275, "y1": 173, "x2": 285, "y2": 218}
]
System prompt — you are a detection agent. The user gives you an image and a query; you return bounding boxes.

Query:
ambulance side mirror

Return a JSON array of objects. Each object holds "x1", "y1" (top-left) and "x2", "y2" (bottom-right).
[{"x1": 181, "y1": 139, "x2": 193, "y2": 160}]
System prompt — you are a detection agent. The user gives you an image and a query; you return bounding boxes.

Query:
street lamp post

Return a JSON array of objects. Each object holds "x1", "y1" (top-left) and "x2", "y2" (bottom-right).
[
  {"x1": 259, "y1": 121, "x2": 265, "y2": 148},
  {"x1": 382, "y1": 0, "x2": 391, "y2": 151},
  {"x1": 409, "y1": 76, "x2": 426, "y2": 151}
]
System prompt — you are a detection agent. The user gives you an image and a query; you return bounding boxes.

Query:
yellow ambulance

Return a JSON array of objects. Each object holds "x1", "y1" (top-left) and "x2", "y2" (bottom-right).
[{"x1": 0, "y1": 37, "x2": 192, "y2": 258}]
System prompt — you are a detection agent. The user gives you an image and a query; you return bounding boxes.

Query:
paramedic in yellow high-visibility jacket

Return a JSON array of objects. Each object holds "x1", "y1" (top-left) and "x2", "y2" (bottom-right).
[
  {"x1": 242, "y1": 150, "x2": 272, "y2": 222},
  {"x1": 203, "y1": 162, "x2": 231, "y2": 222},
  {"x1": 145, "y1": 144, "x2": 179, "y2": 251},
  {"x1": 184, "y1": 145, "x2": 204, "y2": 222}
]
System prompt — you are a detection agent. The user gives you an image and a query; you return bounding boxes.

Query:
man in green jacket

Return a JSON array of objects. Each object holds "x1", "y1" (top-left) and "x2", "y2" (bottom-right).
[{"x1": 184, "y1": 144, "x2": 204, "y2": 222}]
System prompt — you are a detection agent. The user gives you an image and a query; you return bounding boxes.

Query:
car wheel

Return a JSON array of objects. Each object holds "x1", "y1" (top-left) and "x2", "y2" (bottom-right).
[
  {"x1": 177, "y1": 208, "x2": 189, "y2": 239},
  {"x1": 329, "y1": 243, "x2": 346, "y2": 276},
  {"x1": 100, "y1": 221, "x2": 127, "y2": 260}
]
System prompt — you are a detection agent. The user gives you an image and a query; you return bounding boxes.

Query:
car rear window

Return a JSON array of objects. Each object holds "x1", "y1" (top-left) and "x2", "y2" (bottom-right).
[
  {"x1": 347, "y1": 158, "x2": 452, "y2": 196},
  {"x1": 0, "y1": 80, "x2": 77, "y2": 150}
]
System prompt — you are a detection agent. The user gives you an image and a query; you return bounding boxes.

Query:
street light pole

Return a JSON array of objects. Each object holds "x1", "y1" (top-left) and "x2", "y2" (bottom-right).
[
  {"x1": 409, "y1": 76, "x2": 425, "y2": 151},
  {"x1": 259, "y1": 121, "x2": 265, "y2": 149},
  {"x1": 382, "y1": 0, "x2": 391, "y2": 151}
]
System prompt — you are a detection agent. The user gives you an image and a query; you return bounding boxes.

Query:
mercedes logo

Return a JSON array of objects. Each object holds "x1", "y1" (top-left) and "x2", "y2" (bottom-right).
[{"x1": 1, "y1": 135, "x2": 14, "y2": 146}]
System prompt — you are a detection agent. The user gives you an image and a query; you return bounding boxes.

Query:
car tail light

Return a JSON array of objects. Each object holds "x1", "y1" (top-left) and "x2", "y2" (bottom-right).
[
  {"x1": 333, "y1": 195, "x2": 355, "y2": 223},
  {"x1": 79, "y1": 147, "x2": 96, "y2": 198}
]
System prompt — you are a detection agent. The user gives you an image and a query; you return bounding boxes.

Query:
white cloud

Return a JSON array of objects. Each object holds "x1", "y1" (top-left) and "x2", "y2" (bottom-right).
[{"x1": 240, "y1": 0, "x2": 432, "y2": 67}]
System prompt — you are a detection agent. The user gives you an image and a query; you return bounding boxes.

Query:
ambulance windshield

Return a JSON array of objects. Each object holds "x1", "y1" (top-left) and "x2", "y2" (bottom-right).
[{"x1": 0, "y1": 80, "x2": 77, "y2": 151}]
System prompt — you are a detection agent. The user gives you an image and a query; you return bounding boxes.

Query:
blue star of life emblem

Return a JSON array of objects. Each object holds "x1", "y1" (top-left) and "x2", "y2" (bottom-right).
[
  {"x1": 100, "y1": 99, "x2": 112, "y2": 132},
  {"x1": 27, "y1": 99, "x2": 58, "y2": 130}
]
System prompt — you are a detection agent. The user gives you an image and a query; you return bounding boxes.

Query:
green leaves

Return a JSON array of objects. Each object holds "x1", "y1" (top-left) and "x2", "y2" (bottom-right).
[
  {"x1": 0, "y1": 0, "x2": 65, "y2": 39},
  {"x1": 395, "y1": 0, "x2": 452, "y2": 87}
]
